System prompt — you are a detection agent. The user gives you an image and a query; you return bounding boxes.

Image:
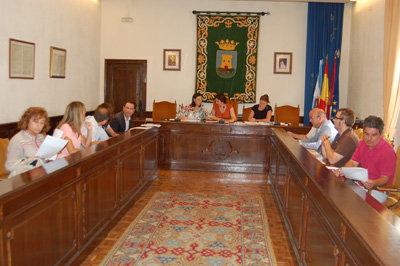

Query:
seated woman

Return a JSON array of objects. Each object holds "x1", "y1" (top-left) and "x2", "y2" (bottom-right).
[
  {"x1": 5, "y1": 107, "x2": 50, "y2": 173},
  {"x1": 177, "y1": 93, "x2": 209, "y2": 121},
  {"x1": 208, "y1": 93, "x2": 237, "y2": 123},
  {"x1": 57, "y1": 101, "x2": 92, "y2": 158},
  {"x1": 248, "y1": 94, "x2": 272, "y2": 122}
]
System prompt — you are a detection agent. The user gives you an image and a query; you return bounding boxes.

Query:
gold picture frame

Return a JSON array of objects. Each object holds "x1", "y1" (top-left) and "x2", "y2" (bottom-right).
[
  {"x1": 163, "y1": 49, "x2": 181, "y2": 71},
  {"x1": 9, "y1": 38, "x2": 35, "y2": 79},
  {"x1": 274, "y1": 52, "x2": 292, "y2": 74},
  {"x1": 50, "y1": 46, "x2": 66, "y2": 78}
]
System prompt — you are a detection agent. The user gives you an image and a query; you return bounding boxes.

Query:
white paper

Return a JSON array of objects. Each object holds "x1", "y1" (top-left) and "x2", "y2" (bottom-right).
[
  {"x1": 244, "y1": 121, "x2": 258, "y2": 125},
  {"x1": 182, "y1": 119, "x2": 200, "y2": 123},
  {"x1": 341, "y1": 167, "x2": 368, "y2": 182},
  {"x1": 140, "y1": 123, "x2": 161, "y2": 127},
  {"x1": 35, "y1": 135, "x2": 68, "y2": 160},
  {"x1": 326, "y1": 166, "x2": 339, "y2": 171},
  {"x1": 370, "y1": 190, "x2": 388, "y2": 203},
  {"x1": 42, "y1": 158, "x2": 68, "y2": 174}
]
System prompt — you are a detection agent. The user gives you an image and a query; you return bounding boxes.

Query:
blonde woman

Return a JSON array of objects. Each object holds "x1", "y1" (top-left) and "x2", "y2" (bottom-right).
[{"x1": 57, "y1": 101, "x2": 92, "y2": 158}]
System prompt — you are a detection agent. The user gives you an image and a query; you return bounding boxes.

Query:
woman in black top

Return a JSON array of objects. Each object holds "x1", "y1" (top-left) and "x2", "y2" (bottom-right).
[{"x1": 248, "y1": 94, "x2": 272, "y2": 122}]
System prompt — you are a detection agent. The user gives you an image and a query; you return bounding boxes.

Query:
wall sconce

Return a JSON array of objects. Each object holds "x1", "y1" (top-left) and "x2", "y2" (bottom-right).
[{"x1": 121, "y1": 17, "x2": 134, "y2": 23}]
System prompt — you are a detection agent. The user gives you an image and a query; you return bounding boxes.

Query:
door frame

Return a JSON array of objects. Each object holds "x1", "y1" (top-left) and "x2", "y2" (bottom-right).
[{"x1": 104, "y1": 59, "x2": 147, "y2": 116}]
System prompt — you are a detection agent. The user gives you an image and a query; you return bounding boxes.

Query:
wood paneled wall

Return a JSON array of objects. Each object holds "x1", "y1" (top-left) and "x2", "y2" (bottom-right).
[{"x1": 0, "y1": 128, "x2": 158, "y2": 265}]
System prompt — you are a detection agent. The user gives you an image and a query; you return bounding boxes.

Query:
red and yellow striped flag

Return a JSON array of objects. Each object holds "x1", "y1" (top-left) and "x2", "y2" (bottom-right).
[{"x1": 318, "y1": 58, "x2": 329, "y2": 113}]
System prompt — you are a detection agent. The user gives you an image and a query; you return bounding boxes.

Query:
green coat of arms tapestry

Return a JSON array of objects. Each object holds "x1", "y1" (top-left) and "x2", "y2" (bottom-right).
[{"x1": 195, "y1": 14, "x2": 260, "y2": 103}]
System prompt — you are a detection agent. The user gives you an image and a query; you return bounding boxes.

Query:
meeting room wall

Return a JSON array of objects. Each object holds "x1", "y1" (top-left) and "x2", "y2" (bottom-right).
[
  {"x1": 0, "y1": 0, "x2": 101, "y2": 123},
  {"x1": 100, "y1": 0, "x2": 314, "y2": 115},
  {"x1": 347, "y1": 0, "x2": 385, "y2": 120}
]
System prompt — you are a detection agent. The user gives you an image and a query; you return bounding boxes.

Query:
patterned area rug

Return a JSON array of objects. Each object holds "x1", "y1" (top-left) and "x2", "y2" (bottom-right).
[{"x1": 102, "y1": 192, "x2": 276, "y2": 265}]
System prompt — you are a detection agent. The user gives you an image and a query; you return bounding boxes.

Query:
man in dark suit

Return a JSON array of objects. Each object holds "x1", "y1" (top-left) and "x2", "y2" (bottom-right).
[{"x1": 110, "y1": 101, "x2": 135, "y2": 133}]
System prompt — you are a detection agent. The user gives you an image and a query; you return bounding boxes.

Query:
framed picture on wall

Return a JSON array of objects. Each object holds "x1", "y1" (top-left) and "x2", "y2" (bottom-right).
[
  {"x1": 163, "y1": 49, "x2": 181, "y2": 71},
  {"x1": 274, "y1": 52, "x2": 292, "y2": 74},
  {"x1": 9, "y1": 38, "x2": 35, "y2": 79},
  {"x1": 50, "y1": 46, "x2": 67, "y2": 78}
]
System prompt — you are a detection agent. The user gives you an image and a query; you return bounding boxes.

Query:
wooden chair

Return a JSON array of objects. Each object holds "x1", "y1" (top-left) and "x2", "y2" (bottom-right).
[
  {"x1": 354, "y1": 128, "x2": 364, "y2": 140},
  {"x1": 242, "y1": 107, "x2": 252, "y2": 122},
  {"x1": 274, "y1": 104, "x2": 300, "y2": 126},
  {"x1": 0, "y1": 138, "x2": 9, "y2": 179},
  {"x1": 376, "y1": 146, "x2": 400, "y2": 210},
  {"x1": 226, "y1": 99, "x2": 238, "y2": 117},
  {"x1": 152, "y1": 101, "x2": 177, "y2": 121}
]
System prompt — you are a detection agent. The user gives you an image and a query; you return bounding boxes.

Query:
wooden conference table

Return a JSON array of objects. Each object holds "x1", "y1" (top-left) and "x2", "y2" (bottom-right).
[{"x1": 0, "y1": 120, "x2": 399, "y2": 265}]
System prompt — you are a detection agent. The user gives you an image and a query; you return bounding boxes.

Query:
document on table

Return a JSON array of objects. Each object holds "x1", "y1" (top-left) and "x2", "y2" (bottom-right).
[
  {"x1": 42, "y1": 158, "x2": 68, "y2": 174},
  {"x1": 35, "y1": 135, "x2": 68, "y2": 160},
  {"x1": 341, "y1": 167, "x2": 368, "y2": 182},
  {"x1": 140, "y1": 123, "x2": 161, "y2": 127}
]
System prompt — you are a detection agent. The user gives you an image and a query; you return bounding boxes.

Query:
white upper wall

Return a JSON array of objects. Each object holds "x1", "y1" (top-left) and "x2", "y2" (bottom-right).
[
  {"x1": 347, "y1": 0, "x2": 384, "y2": 120},
  {"x1": 0, "y1": 0, "x2": 101, "y2": 123},
  {"x1": 100, "y1": 0, "x2": 309, "y2": 114},
  {"x1": 0, "y1": 0, "x2": 385, "y2": 123}
]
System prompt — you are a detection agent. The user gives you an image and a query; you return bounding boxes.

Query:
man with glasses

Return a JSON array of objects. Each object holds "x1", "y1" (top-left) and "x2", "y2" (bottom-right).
[
  {"x1": 320, "y1": 108, "x2": 359, "y2": 167},
  {"x1": 288, "y1": 108, "x2": 337, "y2": 153},
  {"x1": 344, "y1": 116, "x2": 396, "y2": 189}
]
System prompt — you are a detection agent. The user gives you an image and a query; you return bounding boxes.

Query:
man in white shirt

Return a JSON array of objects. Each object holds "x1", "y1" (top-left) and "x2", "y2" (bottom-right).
[
  {"x1": 84, "y1": 104, "x2": 112, "y2": 142},
  {"x1": 287, "y1": 108, "x2": 337, "y2": 153}
]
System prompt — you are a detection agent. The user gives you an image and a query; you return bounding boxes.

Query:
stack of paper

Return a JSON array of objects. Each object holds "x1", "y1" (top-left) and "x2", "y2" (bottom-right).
[
  {"x1": 35, "y1": 135, "x2": 68, "y2": 160},
  {"x1": 341, "y1": 167, "x2": 368, "y2": 182},
  {"x1": 140, "y1": 123, "x2": 161, "y2": 127}
]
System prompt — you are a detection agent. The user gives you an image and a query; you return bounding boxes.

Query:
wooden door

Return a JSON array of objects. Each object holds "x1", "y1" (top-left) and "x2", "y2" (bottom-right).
[{"x1": 104, "y1": 59, "x2": 147, "y2": 116}]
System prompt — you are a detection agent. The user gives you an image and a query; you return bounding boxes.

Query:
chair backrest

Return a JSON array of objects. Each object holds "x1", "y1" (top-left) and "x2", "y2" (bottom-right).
[
  {"x1": 152, "y1": 101, "x2": 177, "y2": 121},
  {"x1": 226, "y1": 99, "x2": 238, "y2": 117},
  {"x1": 274, "y1": 104, "x2": 300, "y2": 126},
  {"x1": 242, "y1": 107, "x2": 252, "y2": 122},
  {"x1": 354, "y1": 128, "x2": 364, "y2": 140},
  {"x1": 393, "y1": 146, "x2": 400, "y2": 188},
  {"x1": 0, "y1": 138, "x2": 10, "y2": 178}
]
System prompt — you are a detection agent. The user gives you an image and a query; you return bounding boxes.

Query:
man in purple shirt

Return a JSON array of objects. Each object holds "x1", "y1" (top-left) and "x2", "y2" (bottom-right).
[{"x1": 344, "y1": 116, "x2": 396, "y2": 189}]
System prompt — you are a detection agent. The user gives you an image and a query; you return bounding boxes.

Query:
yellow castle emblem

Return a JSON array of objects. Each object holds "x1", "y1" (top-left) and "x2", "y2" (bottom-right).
[{"x1": 215, "y1": 39, "x2": 239, "y2": 51}]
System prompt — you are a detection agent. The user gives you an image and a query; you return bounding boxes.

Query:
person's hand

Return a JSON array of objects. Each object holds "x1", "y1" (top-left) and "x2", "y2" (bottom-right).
[
  {"x1": 249, "y1": 118, "x2": 256, "y2": 122},
  {"x1": 321, "y1": 134, "x2": 330, "y2": 142},
  {"x1": 362, "y1": 180, "x2": 376, "y2": 190},
  {"x1": 332, "y1": 168, "x2": 342, "y2": 177},
  {"x1": 84, "y1": 121, "x2": 93, "y2": 131}
]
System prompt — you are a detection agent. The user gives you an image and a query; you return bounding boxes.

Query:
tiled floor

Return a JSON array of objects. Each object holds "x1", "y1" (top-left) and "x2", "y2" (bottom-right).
[{"x1": 78, "y1": 170, "x2": 296, "y2": 265}]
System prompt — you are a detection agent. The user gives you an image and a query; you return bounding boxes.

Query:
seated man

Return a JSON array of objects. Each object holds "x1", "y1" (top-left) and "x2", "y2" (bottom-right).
[
  {"x1": 288, "y1": 108, "x2": 337, "y2": 153},
  {"x1": 110, "y1": 101, "x2": 135, "y2": 133},
  {"x1": 321, "y1": 108, "x2": 359, "y2": 167},
  {"x1": 344, "y1": 115, "x2": 396, "y2": 189},
  {"x1": 84, "y1": 103, "x2": 112, "y2": 142}
]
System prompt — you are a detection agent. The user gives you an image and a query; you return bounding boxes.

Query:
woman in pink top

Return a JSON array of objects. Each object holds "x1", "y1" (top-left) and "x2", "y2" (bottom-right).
[
  {"x1": 57, "y1": 101, "x2": 92, "y2": 158},
  {"x1": 207, "y1": 93, "x2": 237, "y2": 123}
]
